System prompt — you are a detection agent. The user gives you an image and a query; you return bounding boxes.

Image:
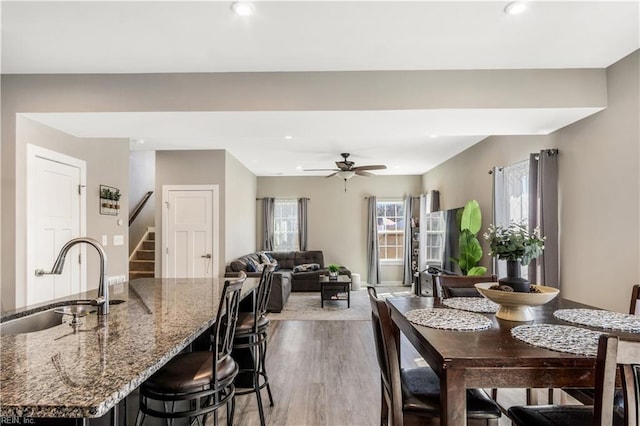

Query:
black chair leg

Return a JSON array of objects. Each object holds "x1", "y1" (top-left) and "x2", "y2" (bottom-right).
[
  {"x1": 261, "y1": 337, "x2": 274, "y2": 406},
  {"x1": 252, "y1": 344, "x2": 267, "y2": 426}
]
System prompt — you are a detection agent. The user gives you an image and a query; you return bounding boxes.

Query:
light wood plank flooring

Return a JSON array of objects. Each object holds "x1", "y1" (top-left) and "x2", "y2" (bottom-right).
[{"x1": 103, "y1": 298, "x2": 579, "y2": 425}]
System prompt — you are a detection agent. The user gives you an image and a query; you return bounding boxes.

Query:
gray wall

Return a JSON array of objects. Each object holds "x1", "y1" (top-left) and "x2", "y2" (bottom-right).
[
  {"x1": 6, "y1": 116, "x2": 129, "y2": 310},
  {"x1": 257, "y1": 175, "x2": 422, "y2": 283},
  {"x1": 129, "y1": 150, "x2": 156, "y2": 254},
  {"x1": 422, "y1": 50, "x2": 640, "y2": 313},
  {"x1": 155, "y1": 150, "x2": 227, "y2": 277},
  {"x1": 225, "y1": 152, "x2": 258, "y2": 262}
]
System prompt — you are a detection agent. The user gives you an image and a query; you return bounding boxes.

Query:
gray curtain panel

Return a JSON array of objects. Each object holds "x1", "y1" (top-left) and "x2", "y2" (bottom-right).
[
  {"x1": 539, "y1": 150, "x2": 559, "y2": 288},
  {"x1": 297, "y1": 198, "x2": 308, "y2": 251},
  {"x1": 528, "y1": 150, "x2": 559, "y2": 288},
  {"x1": 367, "y1": 196, "x2": 381, "y2": 285},
  {"x1": 402, "y1": 196, "x2": 414, "y2": 285},
  {"x1": 262, "y1": 197, "x2": 275, "y2": 251}
]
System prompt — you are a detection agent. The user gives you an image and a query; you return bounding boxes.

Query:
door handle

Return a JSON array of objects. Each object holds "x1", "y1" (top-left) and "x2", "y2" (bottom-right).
[{"x1": 201, "y1": 254, "x2": 212, "y2": 259}]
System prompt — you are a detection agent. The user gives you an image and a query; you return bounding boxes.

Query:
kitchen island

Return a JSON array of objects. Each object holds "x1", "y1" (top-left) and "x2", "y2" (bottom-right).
[{"x1": 0, "y1": 277, "x2": 257, "y2": 419}]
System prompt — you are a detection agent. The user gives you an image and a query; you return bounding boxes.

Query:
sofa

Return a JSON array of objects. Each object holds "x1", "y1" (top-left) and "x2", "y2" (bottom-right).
[{"x1": 225, "y1": 250, "x2": 350, "y2": 312}]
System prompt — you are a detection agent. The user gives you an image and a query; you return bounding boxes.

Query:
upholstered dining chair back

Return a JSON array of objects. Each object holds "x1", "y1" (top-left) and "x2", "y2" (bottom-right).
[
  {"x1": 368, "y1": 286, "x2": 406, "y2": 426},
  {"x1": 437, "y1": 274, "x2": 497, "y2": 298},
  {"x1": 211, "y1": 271, "x2": 246, "y2": 381},
  {"x1": 367, "y1": 287, "x2": 390, "y2": 393},
  {"x1": 593, "y1": 335, "x2": 640, "y2": 426}
]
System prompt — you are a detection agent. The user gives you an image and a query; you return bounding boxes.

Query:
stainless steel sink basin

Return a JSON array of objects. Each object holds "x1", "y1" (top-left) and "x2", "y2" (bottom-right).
[{"x1": 0, "y1": 299, "x2": 125, "y2": 336}]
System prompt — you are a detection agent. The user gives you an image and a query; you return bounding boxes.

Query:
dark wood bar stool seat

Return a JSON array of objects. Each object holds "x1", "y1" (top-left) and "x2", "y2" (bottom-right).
[
  {"x1": 136, "y1": 272, "x2": 246, "y2": 426},
  {"x1": 233, "y1": 265, "x2": 275, "y2": 426}
]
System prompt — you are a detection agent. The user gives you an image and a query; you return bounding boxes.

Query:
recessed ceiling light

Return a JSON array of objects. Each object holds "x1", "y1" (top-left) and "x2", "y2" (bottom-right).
[
  {"x1": 136, "y1": 139, "x2": 145, "y2": 145},
  {"x1": 284, "y1": 135, "x2": 293, "y2": 140},
  {"x1": 296, "y1": 166, "x2": 303, "y2": 170},
  {"x1": 504, "y1": 1, "x2": 527, "y2": 15},
  {"x1": 231, "y1": 2, "x2": 255, "y2": 17},
  {"x1": 430, "y1": 134, "x2": 438, "y2": 139}
]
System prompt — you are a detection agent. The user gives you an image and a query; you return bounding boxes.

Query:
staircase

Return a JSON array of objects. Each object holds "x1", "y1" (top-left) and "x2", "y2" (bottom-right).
[{"x1": 129, "y1": 231, "x2": 155, "y2": 280}]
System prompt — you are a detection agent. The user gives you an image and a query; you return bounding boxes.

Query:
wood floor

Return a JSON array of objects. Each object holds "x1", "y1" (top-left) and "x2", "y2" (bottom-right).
[{"x1": 103, "y1": 308, "x2": 579, "y2": 425}]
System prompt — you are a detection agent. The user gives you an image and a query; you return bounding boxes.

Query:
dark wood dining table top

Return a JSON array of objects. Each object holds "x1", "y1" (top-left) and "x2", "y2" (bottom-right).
[{"x1": 385, "y1": 296, "x2": 637, "y2": 426}]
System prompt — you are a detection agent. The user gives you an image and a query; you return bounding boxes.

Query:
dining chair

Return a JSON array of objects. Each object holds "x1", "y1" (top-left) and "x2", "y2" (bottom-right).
[
  {"x1": 136, "y1": 272, "x2": 246, "y2": 426},
  {"x1": 232, "y1": 264, "x2": 275, "y2": 426},
  {"x1": 629, "y1": 284, "x2": 640, "y2": 315},
  {"x1": 508, "y1": 334, "x2": 640, "y2": 426},
  {"x1": 367, "y1": 286, "x2": 502, "y2": 426},
  {"x1": 437, "y1": 274, "x2": 497, "y2": 298},
  {"x1": 562, "y1": 284, "x2": 640, "y2": 407}
]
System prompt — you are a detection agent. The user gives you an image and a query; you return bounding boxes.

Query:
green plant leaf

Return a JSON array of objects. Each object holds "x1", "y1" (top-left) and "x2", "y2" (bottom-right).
[
  {"x1": 460, "y1": 200, "x2": 482, "y2": 234},
  {"x1": 467, "y1": 266, "x2": 487, "y2": 276}
]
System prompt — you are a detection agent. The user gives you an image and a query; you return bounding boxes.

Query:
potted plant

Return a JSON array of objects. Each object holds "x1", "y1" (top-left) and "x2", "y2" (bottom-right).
[
  {"x1": 328, "y1": 264, "x2": 340, "y2": 280},
  {"x1": 451, "y1": 200, "x2": 487, "y2": 276},
  {"x1": 112, "y1": 189, "x2": 121, "y2": 211},
  {"x1": 484, "y1": 222, "x2": 545, "y2": 292},
  {"x1": 101, "y1": 188, "x2": 112, "y2": 208}
]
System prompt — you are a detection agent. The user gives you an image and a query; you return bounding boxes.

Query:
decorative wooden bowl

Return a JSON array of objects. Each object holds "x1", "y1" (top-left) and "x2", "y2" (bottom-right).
[{"x1": 474, "y1": 283, "x2": 560, "y2": 321}]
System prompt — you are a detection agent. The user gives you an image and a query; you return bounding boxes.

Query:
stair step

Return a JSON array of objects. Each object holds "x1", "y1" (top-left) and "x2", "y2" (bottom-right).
[
  {"x1": 148, "y1": 231, "x2": 155, "y2": 240},
  {"x1": 142, "y1": 241, "x2": 155, "y2": 250},
  {"x1": 129, "y1": 260, "x2": 155, "y2": 271},
  {"x1": 135, "y1": 250, "x2": 155, "y2": 261},
  {"x1": 130, "y1": 271, "x2": 154, "y2": 280}
]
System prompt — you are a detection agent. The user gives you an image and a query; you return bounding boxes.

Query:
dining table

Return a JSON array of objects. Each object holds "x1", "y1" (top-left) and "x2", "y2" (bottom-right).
[{"x1": 386, "y1": 295, "x2": 639, "y2": 426}]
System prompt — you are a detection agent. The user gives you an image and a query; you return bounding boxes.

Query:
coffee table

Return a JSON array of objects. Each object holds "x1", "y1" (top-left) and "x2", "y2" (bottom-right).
[{"x1": 320, "y1": 275, "x2": 351, "y2": 308}]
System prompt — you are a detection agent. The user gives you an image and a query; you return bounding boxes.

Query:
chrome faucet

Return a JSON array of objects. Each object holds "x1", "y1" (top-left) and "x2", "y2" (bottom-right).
[{"x1": 35, "y1": 237, "x2": 109, "y2": 315}]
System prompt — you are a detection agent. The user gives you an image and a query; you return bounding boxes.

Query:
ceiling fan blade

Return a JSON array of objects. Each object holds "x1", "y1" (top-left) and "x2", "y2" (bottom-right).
[
  {"x1": 355, "y1": 170, "x2": 374, "y2": 177},
  {"x1": 325, "y1": 172, "x2": 338, "y2": 178},
  {"x1": 352, "y1": 165, "x2": 387, "y2": 171},
  {"x1": 335, "y1": 161, "x2": 350, "y2": 170}
]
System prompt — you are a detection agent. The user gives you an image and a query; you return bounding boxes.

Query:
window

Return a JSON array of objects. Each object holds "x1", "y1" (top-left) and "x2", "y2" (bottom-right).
[
  {"x1": 376, "y1": 200, "x2": 404, "y2": 262},
  {"x1": 424, "y1": 211, "x2": 445, "y2": 265},
  {"x1": 273, "y1": 199, "x2": 299, "y2": 252},
  {"x1": 495, "y1": 159, "x2": 530, "y2": 278}
]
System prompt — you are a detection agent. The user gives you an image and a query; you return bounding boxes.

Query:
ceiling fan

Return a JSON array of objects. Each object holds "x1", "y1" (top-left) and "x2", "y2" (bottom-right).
[{"x1": 305, "y1": 153, "x2": 387, "y2": 190}]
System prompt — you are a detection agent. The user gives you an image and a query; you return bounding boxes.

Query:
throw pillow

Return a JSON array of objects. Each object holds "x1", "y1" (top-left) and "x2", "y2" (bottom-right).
[
  {"x1": 293, "y1": 263, "x2": 320, "y2": 273},
  {"x1": 246, "y1": 258, "x2": 258, "y2": 273},
  {"x1": 258, "y1": 251, "x2": 271, "y2": 264},
  {"x1": 265, "y1": 253, "x2": 280, "y2": 271}
]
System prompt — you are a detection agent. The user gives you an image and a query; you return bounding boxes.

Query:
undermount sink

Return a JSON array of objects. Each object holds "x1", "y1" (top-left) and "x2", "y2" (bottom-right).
[{"x1": 0, "y1": 299, "x2": 125, "y2": 336}]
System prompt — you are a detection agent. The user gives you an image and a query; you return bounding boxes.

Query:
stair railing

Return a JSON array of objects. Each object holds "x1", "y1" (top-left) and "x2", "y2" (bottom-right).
[{"x1": 129, "y1": 191, "x2": 154, "y2": 226}]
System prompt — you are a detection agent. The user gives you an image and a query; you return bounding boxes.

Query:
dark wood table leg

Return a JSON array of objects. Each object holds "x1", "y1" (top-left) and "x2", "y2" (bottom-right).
[{"x1": 442, "y1": 368, "x2": 467, "y2": 426}]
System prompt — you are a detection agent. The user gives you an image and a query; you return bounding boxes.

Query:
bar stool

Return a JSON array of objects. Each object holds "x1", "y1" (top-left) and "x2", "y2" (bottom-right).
[
  {"x1": 233, "y1": 265, "x2": 275, "y2": 426},
  {"x1": 136, "y1": 272, "x2": 246, "y2": 426}
]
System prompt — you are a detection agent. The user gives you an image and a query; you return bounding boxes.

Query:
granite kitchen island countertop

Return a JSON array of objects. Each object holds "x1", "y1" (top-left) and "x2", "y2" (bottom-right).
[{"x1": 0, "y1": 277, "x2": 257, "y2": 419}]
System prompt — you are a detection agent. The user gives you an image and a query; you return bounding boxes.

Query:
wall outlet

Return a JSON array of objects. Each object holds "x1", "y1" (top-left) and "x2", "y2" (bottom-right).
[
  {"x1": 113, "y1": 235, "x2": 124, "y2": 246},
  {"x1": 107, "y1": 274, "x2": 126, "y2": 285}
]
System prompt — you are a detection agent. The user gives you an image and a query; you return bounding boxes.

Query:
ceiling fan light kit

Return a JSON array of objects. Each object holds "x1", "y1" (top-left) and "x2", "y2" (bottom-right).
[{"x1": 304, "y1": 153, "x2": 387, "y2": 192}]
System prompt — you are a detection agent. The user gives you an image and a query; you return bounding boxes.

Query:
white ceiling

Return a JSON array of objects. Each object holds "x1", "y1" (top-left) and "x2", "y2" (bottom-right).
[{"x1": 4, "y1": 1, "x2": 639, "y2": 176}]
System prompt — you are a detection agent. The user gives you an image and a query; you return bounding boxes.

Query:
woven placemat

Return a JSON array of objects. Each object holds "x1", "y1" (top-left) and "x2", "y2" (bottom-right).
[
  {"x1": 511, "y1": 324, "x2": 602, "y2": 356},
  {"x1": 554, "y1": 309, "x2": 640, "y2": 333},
  {"x1": 442, "y1": 297, "x2": 499, "y2": 313},
  {"x1": 405, "y1": 308, "x2": 492, "y2": 331}
]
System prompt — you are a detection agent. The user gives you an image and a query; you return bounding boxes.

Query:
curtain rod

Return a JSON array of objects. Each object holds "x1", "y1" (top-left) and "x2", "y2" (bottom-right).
[
  {"x1": 488, "y1": 149, "x2": 559, "y2": 174},
  {"x1": 256, "y1": 197, "x2": 310, "y2": 200},
  {"x1": 363, "y1": 196, "x2": 420, "y2": 199}
]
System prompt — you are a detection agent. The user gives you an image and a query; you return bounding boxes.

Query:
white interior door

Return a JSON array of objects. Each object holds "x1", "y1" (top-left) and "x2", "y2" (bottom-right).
[
  {"x1": 27, "y1": 144, "x2": 86, "y2": 305},
  {"x1": 163, "y1": 185, "x2": 219, "y2": 278}
]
